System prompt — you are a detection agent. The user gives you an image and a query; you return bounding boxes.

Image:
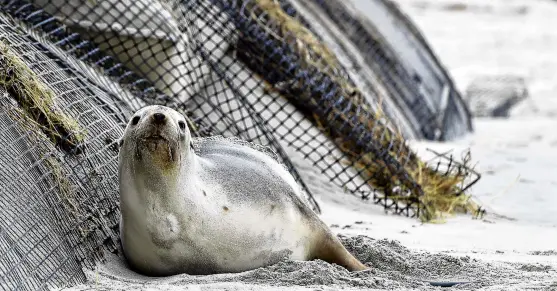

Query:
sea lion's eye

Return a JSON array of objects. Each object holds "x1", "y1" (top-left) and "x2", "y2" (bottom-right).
[
  {"x1": 131, "y1": 116, "x2": 140, "y2": 125},
  {"x1": 178, "y1": 121, "x2": 186, "y2": 130}
]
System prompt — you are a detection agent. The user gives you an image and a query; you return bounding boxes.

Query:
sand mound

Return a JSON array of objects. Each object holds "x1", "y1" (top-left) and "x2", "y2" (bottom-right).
[{"x1": 62, "y1": 235, "x2": 556, "y2": 291}]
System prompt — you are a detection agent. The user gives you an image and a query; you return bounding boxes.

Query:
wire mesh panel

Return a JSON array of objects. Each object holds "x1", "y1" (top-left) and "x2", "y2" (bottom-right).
[
  {"x1": 464, "y1": 75, "x2": 529, "y2": 117},
  {"x1": 0, "y1": 12, "x2": 127, "y2": 290}
]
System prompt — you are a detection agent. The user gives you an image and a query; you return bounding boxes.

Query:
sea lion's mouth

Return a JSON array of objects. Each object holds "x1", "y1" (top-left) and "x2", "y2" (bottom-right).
[
  {"x1": 136, "y1": 133, "x2": 179, "y2": 164},
  {"x1": 140, "y1": 136, "x2": 169, "y2": 151},
  {"x1": 142, "y1": 134, "x2": 167, "y2": 141}
]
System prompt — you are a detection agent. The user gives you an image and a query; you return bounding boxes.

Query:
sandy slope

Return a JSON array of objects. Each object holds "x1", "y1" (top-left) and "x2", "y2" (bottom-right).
[{"x1": 61, "y1": 0, "x2": 557, "y2": 290}]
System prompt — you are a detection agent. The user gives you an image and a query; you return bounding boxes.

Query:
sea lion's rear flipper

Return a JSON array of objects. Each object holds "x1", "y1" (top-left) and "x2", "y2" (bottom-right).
[{"x1": 312, "y1": 233, "x2": 369, "y2": 271}]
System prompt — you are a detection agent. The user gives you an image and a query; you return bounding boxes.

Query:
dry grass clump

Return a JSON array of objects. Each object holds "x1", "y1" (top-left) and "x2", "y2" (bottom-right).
[
  {"x1": 0, "y1": 41, "x2": 85, "y2": 153},
  {"x1": 235, "y1": 0, "x2": 483, "y2": 222},
  {"x1": 250, "y1": 0, "x2": 339, "y2": 74},
  {"x1": 413, "y1": 150, "x2": 482, "y2": 221}
]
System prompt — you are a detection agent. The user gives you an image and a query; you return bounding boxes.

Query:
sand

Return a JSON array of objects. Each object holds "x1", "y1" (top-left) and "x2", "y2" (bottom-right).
[
  {"x1": 59, "y1": 0, "x2": 557, "y2": 290},
  {"x1": 60, "y1": 233, "x2": 557, "y2": 290}
]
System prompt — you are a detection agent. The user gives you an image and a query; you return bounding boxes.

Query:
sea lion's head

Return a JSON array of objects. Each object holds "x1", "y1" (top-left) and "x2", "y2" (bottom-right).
[{"x1": 119, "y1": 105, "x2": 192, "y2": 171}]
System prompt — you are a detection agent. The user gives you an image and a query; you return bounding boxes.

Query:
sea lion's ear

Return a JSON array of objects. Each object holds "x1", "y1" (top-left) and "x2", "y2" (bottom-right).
[
  {"x1": 189, "y1": 142, "x2": 194, "y2": 150},
  {"x1": 118, "y1": 138, "x2": 124, "y2": 149}
]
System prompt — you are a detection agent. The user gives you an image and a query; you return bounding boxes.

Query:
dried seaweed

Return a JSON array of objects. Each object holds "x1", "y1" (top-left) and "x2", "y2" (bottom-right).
[{"x1": 0, "y1": 41, "x2": 85, "y2": 153}]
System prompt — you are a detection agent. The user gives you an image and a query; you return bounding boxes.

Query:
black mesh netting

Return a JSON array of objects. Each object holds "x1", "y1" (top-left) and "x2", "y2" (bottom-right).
[{"x1": 0, "y1": 0, "x2": 477, "y2": 290}]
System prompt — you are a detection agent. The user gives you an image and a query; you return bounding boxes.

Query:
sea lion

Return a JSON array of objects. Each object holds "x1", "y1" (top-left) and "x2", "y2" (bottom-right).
[{"x1": 118, "y1": 105, "x2": 368, "y2": 276}]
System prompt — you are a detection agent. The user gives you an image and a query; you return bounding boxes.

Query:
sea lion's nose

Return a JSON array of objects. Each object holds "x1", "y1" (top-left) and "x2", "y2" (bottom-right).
[{"x1": 152, "y1": 112, "x2": 166, "y2": 125}]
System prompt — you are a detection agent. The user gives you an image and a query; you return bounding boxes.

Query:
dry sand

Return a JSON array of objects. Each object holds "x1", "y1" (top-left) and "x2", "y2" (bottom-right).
[
  {"x1": 60, "y1": 234, "x2": 557, "y2": 291},
  {"x1": 60, "y1": 0, "x2": 557, "y2": 290}
]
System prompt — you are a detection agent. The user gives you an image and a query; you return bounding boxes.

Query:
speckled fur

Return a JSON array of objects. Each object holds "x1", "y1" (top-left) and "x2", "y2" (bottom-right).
[{"x1": 118, "y1": 105, "x2": 367, "y2": 276}]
